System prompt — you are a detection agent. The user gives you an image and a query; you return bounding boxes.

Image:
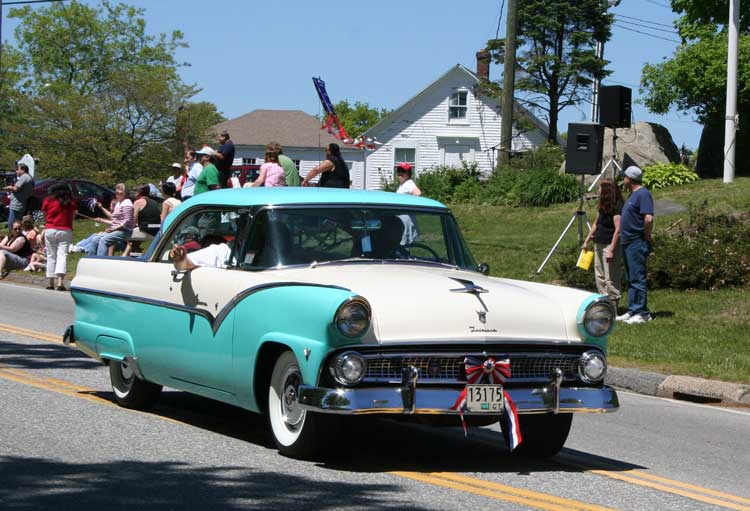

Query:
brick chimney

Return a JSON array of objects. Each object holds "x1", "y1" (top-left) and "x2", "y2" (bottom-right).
[{"x1": 476, "y1": 50, "x2": 490, "y2": 81}]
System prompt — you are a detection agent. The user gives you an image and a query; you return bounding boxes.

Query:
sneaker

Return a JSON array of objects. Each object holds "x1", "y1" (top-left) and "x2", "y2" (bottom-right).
[
  {"x1": 624, "y1": 313, "x2": 653, "y2": 324},
  {"x1": 23, "y1": 265, "x2": 32, "y2": 271},
  {"x1": 69, "y1": 244, "x2": 84, "y2": 254},
  {"x1": 615, "y1": 312, "x2": 633, "y2": 322}
]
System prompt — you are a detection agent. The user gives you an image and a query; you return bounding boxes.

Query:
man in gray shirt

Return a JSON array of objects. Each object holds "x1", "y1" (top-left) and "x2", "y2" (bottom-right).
[{"x1": 3, "y1": 164, "x2": 34, "y2": 229}]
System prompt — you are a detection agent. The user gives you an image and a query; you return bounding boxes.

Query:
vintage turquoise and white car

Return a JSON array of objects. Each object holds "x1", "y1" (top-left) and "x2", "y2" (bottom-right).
[{"x1": 67, "y1": 188, "x2": 618, "y2": 458}]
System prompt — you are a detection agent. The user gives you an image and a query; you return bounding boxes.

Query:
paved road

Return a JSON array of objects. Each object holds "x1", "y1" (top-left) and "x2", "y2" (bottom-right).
[{"x1": 1, "y1": 282, "x2": 749, "y2": 510}]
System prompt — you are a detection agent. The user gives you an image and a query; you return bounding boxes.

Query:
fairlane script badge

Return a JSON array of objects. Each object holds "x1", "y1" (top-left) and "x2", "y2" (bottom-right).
[{"x1": 470, "y1": 326, "x2": 498, "y2": 333}]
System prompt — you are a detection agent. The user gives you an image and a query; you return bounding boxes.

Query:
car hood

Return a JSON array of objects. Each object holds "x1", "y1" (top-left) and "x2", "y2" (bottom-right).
[{"x1": 273, "y1": 263, "x2": 595, "y2": 344}]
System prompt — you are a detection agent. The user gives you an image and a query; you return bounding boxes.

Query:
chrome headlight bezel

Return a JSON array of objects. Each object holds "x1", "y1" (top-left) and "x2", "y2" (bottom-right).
[
  {"x1": 582, "y1": 299, "x2": 615, "y2": 338},
  {"x1": 578, "y1": 350, "x2": 607, "y2": 383},
  {"x1": 334, "y1": 297, "x2": 371, "y2": 338},
  {"x1": 330, "y1": 351, "x2": 367, "y2": 386}
]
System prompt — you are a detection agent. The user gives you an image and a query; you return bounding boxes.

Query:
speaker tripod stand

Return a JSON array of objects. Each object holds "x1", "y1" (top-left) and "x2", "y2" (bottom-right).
[{"x1": 535, "y1": 129, "x2": 621, "y2": 275}]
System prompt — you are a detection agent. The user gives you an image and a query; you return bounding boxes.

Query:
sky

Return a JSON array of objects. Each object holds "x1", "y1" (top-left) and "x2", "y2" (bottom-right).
[{"x1": 1, "y1": 0, "x2": 703, "y2": 149}]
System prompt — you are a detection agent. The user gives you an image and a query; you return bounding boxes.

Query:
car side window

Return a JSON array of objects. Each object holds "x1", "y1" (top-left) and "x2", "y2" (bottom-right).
[
  {"x1": 74, "y1": 181, "x2": 102, "y2": 197},
  {"x1": 158, "y1": 209, "x2": 242, "y2": 266}
]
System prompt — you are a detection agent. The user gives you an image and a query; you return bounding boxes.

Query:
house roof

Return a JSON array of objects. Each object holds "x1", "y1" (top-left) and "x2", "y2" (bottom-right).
[
  {"x1": 365, "y1": 64, "x2": 553, "y2": 142},
  {"x1": 214, "y1": 109, "x2": 343, "y2": 149}
]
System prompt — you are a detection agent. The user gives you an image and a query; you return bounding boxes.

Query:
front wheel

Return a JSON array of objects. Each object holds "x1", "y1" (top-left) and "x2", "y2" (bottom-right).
[
  {"x1": 267, "y1": 351, "x2": 337, "y2": 459},
  {"x1": 109, "y1": 359, "x2": 162, "y2": 409},
  {"x1": 506, "y1": 413, "x2": 573, "y2": 458}
]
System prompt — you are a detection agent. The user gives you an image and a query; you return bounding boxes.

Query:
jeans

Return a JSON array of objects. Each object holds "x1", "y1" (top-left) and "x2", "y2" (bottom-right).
[
  {"x1": 622, "y1": 238, "x2": 651, "y2": 315},
  {"x1": 77, "y1": 229, "x2": 132, "y2": 256},
  {"x1": 7, "y1": 208, "x2": 22, "y2": 230},
  {"x1": 45, "y1": 228, "x2": 73, "y2": 277}
]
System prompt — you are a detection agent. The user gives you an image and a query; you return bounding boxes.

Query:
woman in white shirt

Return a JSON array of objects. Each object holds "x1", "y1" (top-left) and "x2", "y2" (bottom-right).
[{"x1": 395, "y1": 162, "x2": 421, "y2": 195}]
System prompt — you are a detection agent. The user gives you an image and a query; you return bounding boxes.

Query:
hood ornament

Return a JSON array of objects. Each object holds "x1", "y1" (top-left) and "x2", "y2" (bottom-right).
[{"x1": 449, "y1": 278, "x2": 489, "y2": 296}]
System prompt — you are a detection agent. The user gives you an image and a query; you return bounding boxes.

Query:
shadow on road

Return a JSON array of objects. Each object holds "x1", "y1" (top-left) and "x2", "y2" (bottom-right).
[
  {"x1": 0, "y1": 455, "x2": 430, "y2": 511},
  {"x1": 0, "y1": 341, "x2": 100, "y2": 371}
]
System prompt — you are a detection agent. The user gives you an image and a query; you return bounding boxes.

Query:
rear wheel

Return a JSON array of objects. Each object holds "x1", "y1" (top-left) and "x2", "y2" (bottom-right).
[
  {"x1": 109, "y1": 359, "x2": 162, "y2": 409},
  {"x1": 267, "y1": 351, "x2": 337, "y2": 459},
  {"x1": 506, "y1": 413, "x2": 573, "y2": 458}
]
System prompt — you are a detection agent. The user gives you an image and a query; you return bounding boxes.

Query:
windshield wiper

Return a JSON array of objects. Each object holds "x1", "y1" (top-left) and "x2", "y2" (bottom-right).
[
  {"x1": 383, "y1": 258, "x2": 460, "y2": 270},
  {"x1": 309, "y1": 257, "x2": 378, "y2": 268}
]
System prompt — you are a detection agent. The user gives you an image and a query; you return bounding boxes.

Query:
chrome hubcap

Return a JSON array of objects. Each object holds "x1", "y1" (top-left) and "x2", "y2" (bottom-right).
[{"x1": 281, "y1": 369, "x2": 304, "y2": 430}]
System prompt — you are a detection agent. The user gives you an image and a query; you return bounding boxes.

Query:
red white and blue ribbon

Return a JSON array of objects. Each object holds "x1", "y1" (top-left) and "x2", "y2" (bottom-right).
[{"x1": 451, "y1": 356, "x2": 523, "y2": 451}]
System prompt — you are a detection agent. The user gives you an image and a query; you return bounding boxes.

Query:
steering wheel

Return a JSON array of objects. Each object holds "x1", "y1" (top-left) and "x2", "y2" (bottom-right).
[{"x1": 401, "y1": 242, "x2": 441, "y2": 261}]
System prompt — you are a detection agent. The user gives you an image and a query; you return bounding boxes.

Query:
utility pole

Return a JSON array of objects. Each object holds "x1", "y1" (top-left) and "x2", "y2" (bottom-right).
[
  {"x1": 500, "y1": 0, "x2": 518, "y2": 165},
  {"x1": 723, "y1": 0, "x2": 739, "y2": 184}
]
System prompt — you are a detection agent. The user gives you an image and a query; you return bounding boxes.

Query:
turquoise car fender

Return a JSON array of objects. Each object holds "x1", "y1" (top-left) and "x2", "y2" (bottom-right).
[
  {"x1": 72, "y1": 320, "x2": 136, "y2": 363},
  {"x1": 576, "y1": 293, "x2": 613, "y2": 350},
  {"x1": 229, "y1": 284, "x2": 365, "y2": 412}
]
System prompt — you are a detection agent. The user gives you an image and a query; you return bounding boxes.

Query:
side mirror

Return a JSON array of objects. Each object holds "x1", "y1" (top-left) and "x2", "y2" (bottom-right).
[{"x1": 477, "y1": 263, "x2": 490, "y2": 275}]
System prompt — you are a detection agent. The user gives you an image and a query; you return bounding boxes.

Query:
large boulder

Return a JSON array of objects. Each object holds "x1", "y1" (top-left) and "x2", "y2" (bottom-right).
[{"x1": 602, "y1": 122, "x2": 680, "y2": 170}]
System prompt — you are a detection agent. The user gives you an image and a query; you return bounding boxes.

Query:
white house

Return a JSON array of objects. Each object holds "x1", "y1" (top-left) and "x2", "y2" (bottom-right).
[
  {"x1": 213, "y1": 110, "x2": 365, "y2": 188},
  {"x1": 361, "y1": 58, "x2": 551, "y2": 189}
]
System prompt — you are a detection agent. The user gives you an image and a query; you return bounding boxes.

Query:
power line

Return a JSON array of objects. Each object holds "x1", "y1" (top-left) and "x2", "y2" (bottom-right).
[
  {"x1": 494, "y1": 0, "x2": 506, "y2": 40},
  {"x1": 645, "y1": 0, "x2": 671, "y2": 8},
  {"x1": 2, "y1": 0, "x2": 68, "y2": 5},
  {"x1": 615, "y1": 16, "x2": 679, "y2": 34},
  {"x1": 613, "y1": 22, "x2": 682, "y2": 44},
  {"x1": 616, "y1": 13, "x2": 676, "y2": 29}
]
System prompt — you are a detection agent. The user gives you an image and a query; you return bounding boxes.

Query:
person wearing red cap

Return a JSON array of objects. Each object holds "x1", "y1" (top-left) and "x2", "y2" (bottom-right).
[{"x1": 395, "y1": 162, "x2": 421, "y2": 196}]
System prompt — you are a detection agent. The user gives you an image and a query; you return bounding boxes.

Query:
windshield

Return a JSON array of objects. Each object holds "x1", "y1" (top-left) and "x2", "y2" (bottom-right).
[{"x1": 240, "y1": 207, "x2": 478, "y2": 271}]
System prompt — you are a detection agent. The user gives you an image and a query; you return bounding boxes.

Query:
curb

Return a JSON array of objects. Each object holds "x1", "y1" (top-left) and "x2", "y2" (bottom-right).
[
  {"x1": 2, "y1": 275, "x2": 748, "y2": 406},
  {"x1": 607, "y1": 366, "x2": 750, "y2": 405}
]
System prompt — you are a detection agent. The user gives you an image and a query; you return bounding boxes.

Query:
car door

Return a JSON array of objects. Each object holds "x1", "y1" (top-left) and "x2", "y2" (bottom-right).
[{"x1": 135, "y1": 208, "x2": 247, "y2": 397}]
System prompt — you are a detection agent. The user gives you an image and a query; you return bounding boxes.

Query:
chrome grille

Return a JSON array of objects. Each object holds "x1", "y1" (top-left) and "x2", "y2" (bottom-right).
[{"x1": 362, "y1": 354, "x2": 580, "y2": 383}]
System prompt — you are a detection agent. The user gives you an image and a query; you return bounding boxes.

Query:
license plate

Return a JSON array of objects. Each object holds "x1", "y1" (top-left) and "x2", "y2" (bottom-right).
[{"x1": 465, "y1": 384, "x2": 504, "y2": 413}]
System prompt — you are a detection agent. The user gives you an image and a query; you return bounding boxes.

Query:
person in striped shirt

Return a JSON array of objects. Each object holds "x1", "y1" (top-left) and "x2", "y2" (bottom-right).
[{"x1": 70, "y1": 183, "x2": 135, "y2": 256}]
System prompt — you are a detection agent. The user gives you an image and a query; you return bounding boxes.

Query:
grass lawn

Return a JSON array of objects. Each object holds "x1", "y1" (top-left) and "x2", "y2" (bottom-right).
[{"x1": 453, "y1": 176, "x2": 750, "y2": 383}]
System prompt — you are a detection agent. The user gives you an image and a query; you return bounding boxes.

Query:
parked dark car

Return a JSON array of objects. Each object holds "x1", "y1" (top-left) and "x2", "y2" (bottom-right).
[{"x1": 1, "y1": 178, "x2": 115, "y2": 223}]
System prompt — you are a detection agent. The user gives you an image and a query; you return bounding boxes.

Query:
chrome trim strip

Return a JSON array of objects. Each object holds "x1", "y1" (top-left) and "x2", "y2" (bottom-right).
[
  {"x1": 298, "y1": 384, "x2": 619, "y2": 415},
  {"x1": 71, "y1": 281, "x2": 351, "y2": 336}
]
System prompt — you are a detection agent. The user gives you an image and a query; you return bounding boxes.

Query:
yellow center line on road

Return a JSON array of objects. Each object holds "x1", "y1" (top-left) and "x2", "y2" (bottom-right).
[
  {"x1": 392, "y1": 471, "x2": 618, "y2": 511},
  {"x1": 0, "y1": 322, "x2": 62, "y2": 344},
  {"x1": 2, "y1": 323, "x2": 748, "y2": 510},
  {"x1": 559, "y1": 455, "x2": 750, "y2": 511}
]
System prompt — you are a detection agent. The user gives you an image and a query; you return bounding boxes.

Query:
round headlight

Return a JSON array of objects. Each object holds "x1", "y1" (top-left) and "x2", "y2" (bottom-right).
[
  {"x1": 579, "y1": 351, "x2": 607, "y2": 383},
  {"x1": 335, "y1": 298, "x2": 371, "y2": 338},
  {"x1": 583, "y1": 301, "x2": 615, "y2": 337},
  {"x1": 331, "y1": 351, "x2": 367, "y2": 385}
]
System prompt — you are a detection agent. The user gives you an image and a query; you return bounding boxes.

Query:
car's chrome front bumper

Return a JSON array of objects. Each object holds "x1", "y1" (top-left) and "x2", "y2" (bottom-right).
[{"x1": 298, "y1": 377, "x2": 619, "y2": 416}]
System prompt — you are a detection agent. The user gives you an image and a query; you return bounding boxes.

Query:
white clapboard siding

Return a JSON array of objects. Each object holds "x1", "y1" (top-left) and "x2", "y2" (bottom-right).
[{"x1": 362, "y1": 65, "x2": 549, "y2": 190}]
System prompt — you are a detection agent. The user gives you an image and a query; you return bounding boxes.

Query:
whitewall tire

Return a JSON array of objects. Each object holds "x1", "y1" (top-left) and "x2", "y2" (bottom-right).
[{"x1": 109, "y1": 359, "x2": 162, "y2": 409}]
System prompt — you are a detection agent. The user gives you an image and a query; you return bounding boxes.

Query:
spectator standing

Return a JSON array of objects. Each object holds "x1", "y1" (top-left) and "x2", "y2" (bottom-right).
[
  {"x1": 166, "y1": 163, "x2": 186, "y2": 198},
  {"x1": 301, "y1": 143, "x2": 350, "y2": 188},
  {"x1": 582, "y1": 179, "x2": 624, "y2": 309},
  {"x1": 160, "y1": 182, "x2": 182, "y2": 223},
  {"x1": 41, "y1": 183, "x2": 76, "y2": 290},
  {"x1": 395, "y1": 163, "x2": 421, "y2": 196},
  {"x1": 214, "y1": 131, "x2": 235, "y2": 188},
  {"x1": 181, "y1": 150, "x2": 203, "y2": 200},
  {"x1": 0, "y1": 220, "x2": 34, "y2": 279},
  {"x1": 245, "y1": 150, "x2": 286, "y2": 187},
  {"x1": 193, "y1": 147, "x2": 221, "y2": 195},
  {"x1": 268, "y1": 142, "x2": 300, "y2": 186},
  {"x1": 3, "y1": 163, "x2": 34, "y2": 229},
  {"x1": 123, "y1": 185, "x2": 161, "y2": 256},
  {"x1": 618, "y1": 166, "x2": 655, "y2": 324},
  {"x1": 70, "y1": 183, "x2": 134, "y2": 256}
]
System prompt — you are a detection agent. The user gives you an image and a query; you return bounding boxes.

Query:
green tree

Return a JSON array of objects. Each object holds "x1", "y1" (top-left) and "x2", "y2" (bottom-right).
[
  {"x1": 175, "y1": 101, "x2": 226, "y2": 158},
  {"x1": 640, "y1": 1, "x2": 750, "y2": 177},
  {"x1": 331, "y1": 100, "x2": 391, "y2": 137},
  {"x1": 487, "y1": 0, "x2": 612, "y2": 144},
  {"x1": 2, "y1": 1, "x2": 219, "y2": 183}
]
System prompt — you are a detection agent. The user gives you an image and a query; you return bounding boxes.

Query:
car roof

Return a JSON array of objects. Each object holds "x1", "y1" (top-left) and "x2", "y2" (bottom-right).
[{"x1": 164, "y1": 188, "x2": 447, "y2": 229}]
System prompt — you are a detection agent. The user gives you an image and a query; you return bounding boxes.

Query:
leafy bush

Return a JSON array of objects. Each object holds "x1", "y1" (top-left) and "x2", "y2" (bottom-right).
[
  {"x1": 642, "y1": 163, "x2": 699, "y2": 189},
  {"x1": 555, "y1": 202, "x2": 750, "y2": 291},
  {"x1": 415, "y1": 162, "x2": 481, "y2": 203},
  {"x1": 554, "y1": 247, "x2": 598, "y2": 291},
  {"x1": 379, "y1": 174, "x2": 399, "y2": 192}
]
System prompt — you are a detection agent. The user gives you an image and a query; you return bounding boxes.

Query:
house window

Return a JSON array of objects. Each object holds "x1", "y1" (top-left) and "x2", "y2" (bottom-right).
[
  {"x1": 292, "y1": 159, "x2": 301, "y2": 170},
  {"x1": 242, "y1": 157, "x2": 256, "y2": 165},
  {"x1": 449, "y1": 91, "x2": 468, "y2": 121},
  {"x1": 393, "y1": 148, "x2": 416, "y2": 177}
]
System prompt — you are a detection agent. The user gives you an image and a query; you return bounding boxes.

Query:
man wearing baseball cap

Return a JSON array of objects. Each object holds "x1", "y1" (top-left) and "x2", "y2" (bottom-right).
[
  {"x1": 193, "y1": 146, "x2": 221, "y2": 196},
  {"x1": 618, "y1": 165, "x2": 654, "y2": 324},
  {"x1": 395, "y1": 162, "x2": 421, "y2": 196}
]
